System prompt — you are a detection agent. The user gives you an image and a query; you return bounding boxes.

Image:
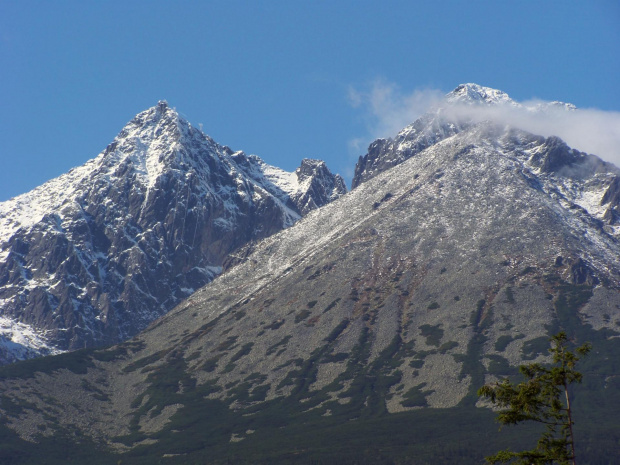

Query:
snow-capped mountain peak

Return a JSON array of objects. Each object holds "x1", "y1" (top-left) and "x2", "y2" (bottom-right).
[
  {"x1": 0, "y1": 102, "x2": 346, "y2": 364},
  {"x1": 445, "y1": 83, "x2": 577, "y2": 114},
  {"x1": 529, "y1": 100, "x2": 577, "y2": 113},
  {"x1": 101, "y1": 100, "x2": 220, "y2": 189},
  {"x1": 352, "y1": 83, "x2": 581, "y2": 188},
  {"x1": 445, "y1": 83, "x2": 518, "y2": 106}
]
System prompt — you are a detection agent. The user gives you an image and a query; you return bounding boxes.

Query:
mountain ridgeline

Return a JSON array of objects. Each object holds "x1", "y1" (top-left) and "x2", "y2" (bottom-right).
[
  {"x1": 0, "y1": 85, "x2": 619, "y2": 464},
  {"x1": 0, "y1": 101, "x2": 346, "y2": 363}
]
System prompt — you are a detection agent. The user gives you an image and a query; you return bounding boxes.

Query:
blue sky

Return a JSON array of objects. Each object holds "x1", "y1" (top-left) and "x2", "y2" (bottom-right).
[{"x1": 1, "y1": 0, "x2": 619, "y2": 200}]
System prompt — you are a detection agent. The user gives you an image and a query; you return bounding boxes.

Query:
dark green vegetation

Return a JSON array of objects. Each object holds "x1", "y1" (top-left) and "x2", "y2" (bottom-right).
[
  {"x1": 0, "y1": 343, "x2": 136, "y2": 380},
  {"x1": 419, "y1": 324, "x2": 443, "y2": 346},
  {"x1": 0, "y1": 395, "x2": 541, "y2": 465},
  {"x1": 494, "y1": 333, "x2": 524, "y2": 352},
  {"x1": 0, "y1": 277, "x2": 618, "y2": 464},
  {"x1": 0, "y1": 348, "x2": 95, "y2": 379}
]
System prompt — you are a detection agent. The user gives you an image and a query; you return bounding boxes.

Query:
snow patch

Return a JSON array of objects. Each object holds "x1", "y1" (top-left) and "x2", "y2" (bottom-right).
[{"x1": 0, "y1": 316, "x2": 64, "y2": 362}]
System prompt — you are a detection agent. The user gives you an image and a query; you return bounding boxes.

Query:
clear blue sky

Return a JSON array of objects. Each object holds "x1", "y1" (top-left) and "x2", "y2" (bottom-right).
[{"x1": 1, "y1": 0, "x2": 619, "y2": 200}]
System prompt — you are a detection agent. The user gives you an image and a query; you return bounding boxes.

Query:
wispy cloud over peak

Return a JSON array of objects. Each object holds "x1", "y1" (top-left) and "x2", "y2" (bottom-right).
[
  {"x1": 347, "y1": 80, "x2": 444, "y2": 141},
  {"x1": 348, "y1": 80, "x2": 620, "y2": 167}
]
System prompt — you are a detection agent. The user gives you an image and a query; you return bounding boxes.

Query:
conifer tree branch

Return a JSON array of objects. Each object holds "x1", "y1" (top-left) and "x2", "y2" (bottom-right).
[{"x1": 477, "y1": 332, "x2": 590, "y2": 465}]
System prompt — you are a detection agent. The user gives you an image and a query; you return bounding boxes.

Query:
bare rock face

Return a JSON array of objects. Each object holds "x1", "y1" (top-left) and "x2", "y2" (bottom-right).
[
  {"x1": 351, "y1": 112, "x2": 465, "y2": 189},
  {"x1": 0, "y1": 102, "x2": 346, "y2": 363},
  {"x1": 290, "y1": 159, "x2": 347, "y2": 214}
]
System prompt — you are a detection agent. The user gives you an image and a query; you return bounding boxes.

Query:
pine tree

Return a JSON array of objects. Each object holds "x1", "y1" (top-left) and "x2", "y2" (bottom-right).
[{"x1": 478, "y1": 332, "x2": 591, "y2": 464}]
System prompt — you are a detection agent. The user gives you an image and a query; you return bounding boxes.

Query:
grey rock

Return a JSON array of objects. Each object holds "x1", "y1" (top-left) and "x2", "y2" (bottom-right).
[{"x1": 0, "y1": 102, "x2": 346, "y2": 362}]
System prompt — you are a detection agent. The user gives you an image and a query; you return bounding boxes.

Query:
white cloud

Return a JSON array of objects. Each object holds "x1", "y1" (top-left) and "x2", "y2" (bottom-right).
[
  {"x1": 443, "y1": 102, "x2": 620, "y2": 166},
  {"x1": 349, "y1": 80, "x2": 620, "y2": 167},
  {"x1": 347, "y1": 79, "x2": 443, "y2": 143}
]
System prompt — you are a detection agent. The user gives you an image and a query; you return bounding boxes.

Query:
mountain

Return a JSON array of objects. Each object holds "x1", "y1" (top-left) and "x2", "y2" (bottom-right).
[
  {"x1": 0, "y1": 101, "x2": 346, "y2": 364},
  {"x1": 351, "y1": 83, "x2": 579, "y2": 188},
  {"x1": 0, "y1": 86, "x2": 619, "y2": 464}
]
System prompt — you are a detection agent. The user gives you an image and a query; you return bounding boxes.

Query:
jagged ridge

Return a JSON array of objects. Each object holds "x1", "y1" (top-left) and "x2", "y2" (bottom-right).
[
  {"x1": 0, "y1": 101, "x2": 346, "y2": 363},
  {"x1": 352, "y1": 83, "x2": 579, "y2": 188}
]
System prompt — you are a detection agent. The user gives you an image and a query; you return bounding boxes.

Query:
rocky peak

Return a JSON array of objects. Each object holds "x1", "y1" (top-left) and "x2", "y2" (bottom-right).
[
  {"x1": 0, "y1": 103, "x2": 346, "y2": 364},
  {"x1": 352, "y1": 83, "x2": 515, "y2": 188},
  {"x1": 296, "y1": 158, "x2": 327, "y2": 178},
  {"x1": 288, "y1": 159, "x2": 347, "y2": 214},
  {"x1": 446, "y1": 83, "x2": 517, "y2": 106},
  {"x1": 101, "y1": 101, "x2": 215, "y2": 182},
  {"x1": 528, "y1": 136, "x2": 582, "y2": 173},
  {"x1": 352, "y1": 84, "x2": 585, "y2": 190},
  {"x1": 295, "y1": 159, "x2": 346, "y2": 197},
  {"x1": 117, "y1": 100, "x2": 182, "y2": 141},
  {"x1": 532, "y1": 101, "x2": 577, "y2": 113}
]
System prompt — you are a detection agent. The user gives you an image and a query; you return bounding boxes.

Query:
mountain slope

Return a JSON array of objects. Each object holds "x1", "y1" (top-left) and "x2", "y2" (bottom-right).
[
  {"x1": 0, "y1": 110, "x2": 619, "y2": 463},
  {"x1": 0, "y1": 101, "x2": 346, "y2": 363}
]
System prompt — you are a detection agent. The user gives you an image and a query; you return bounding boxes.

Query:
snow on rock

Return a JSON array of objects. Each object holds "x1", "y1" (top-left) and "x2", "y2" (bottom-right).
[
  {"x1": 0, "y1": 316, "x2": 63, "y2": 364},
  {"x1": 352, "y1": 84, "x2": 620, "y2": 229},
  {"x1": 169, "y1": 119, "x2": 620, "y2": 374},
  {"x1": 445, "y1": 83, "x2": 518, "y2": 106},
  {"x1": 0, "y1": 102, "x2": 346, "y2": 364}
]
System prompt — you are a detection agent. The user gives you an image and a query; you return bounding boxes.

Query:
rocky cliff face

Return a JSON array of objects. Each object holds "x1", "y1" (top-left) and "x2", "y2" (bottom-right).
[
  {"x1": 0, "y1": 96, "x2": 619, "y2": 463},
  {"x1": 0, "y1": 101, "x2": 346, "y2": 363}
]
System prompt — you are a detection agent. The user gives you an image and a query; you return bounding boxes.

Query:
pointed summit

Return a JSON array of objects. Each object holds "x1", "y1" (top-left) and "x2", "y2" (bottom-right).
[
  {"x1": 157, "y1": 99, "x2": 168, "y2": 111},
  {"x1": 125, "y1": 100, "x2": 181, "y2": 132},
  {"x1": 446, "y1": 83, "x2": 517, "y2": 106},
  {"x1": 292, "y1": 159, "x2": 347, "y2": 214},
  {"x1": 0, "y1": 103, "x2": 346, "y2": 363},
  {"x1": 100, "y1": 101, "x2": 210, "y2": 188},
  {"x1": 352, "y1": 83, "x2": 582, "y2": 188}
]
